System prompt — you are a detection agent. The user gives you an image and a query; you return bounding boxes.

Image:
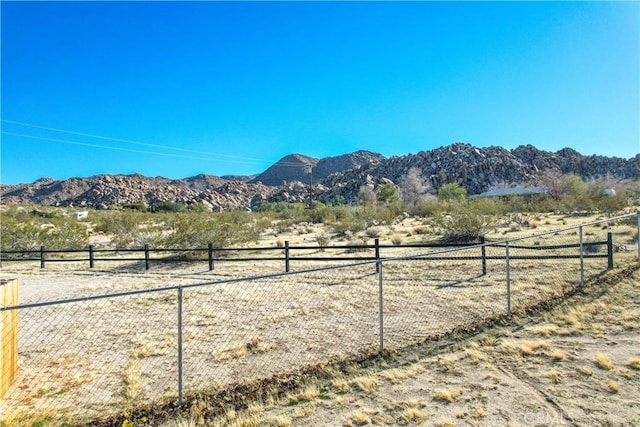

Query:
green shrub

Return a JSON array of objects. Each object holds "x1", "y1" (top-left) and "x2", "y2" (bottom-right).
[
  {"x1": 151, "y1": 201, "x2": 187, "y2": 213},
  {"x1": 436, "y1": 201, "x2": 493, "y2": 242},
  {"x1": 0, "y1": 211, "x2": 88, "y2": 250},
  {"x1": 438, "y1": 183, "x2": 467, "y2": 203}
]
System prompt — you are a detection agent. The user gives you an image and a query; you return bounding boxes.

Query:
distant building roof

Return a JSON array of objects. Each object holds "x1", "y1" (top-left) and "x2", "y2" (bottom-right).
[{"x1": 471, "y1": 186, "x2": 547, "y2": 198}]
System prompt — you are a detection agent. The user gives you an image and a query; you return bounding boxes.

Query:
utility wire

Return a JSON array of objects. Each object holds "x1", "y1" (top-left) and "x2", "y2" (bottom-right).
[
  {"x1": 2, "y1": 131, "x2": 279, "y2": 166},
  {"x1": 1, "y1": 119, "x2": 312, "y2": 167}
]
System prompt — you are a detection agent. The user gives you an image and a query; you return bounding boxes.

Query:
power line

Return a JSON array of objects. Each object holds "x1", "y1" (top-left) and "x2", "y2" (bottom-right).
[
  {"x1": 1, "y1": 119, "x2": 310, "y2": 167},
  {"x1": 1, "y1": 131, "x2": 277, "y2": 166}
]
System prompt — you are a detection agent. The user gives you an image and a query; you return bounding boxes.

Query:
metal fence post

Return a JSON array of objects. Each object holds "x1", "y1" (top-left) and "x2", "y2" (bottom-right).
[
  {"x1": 40, "y1": 246, "x2": 45, "y2": 269},
  {"x1": 607, "y1": 232, "x2": 613, "y2": 270},
  {"x1": 375, "y1": 238, "x2": 380, "y2": 273},
  {"x1": 637, "y1": 210, "x2": 640, "y2": 264},
  {"x1": 285, "y1": 241, "x2": 290, "y2": 273},
  {"x1": 506, "y1": 241, "x2": 511, "y2": 318},
  {"x1": 208, "y1": 243, "x2": 214, "y2": 271},
  {"x1": 177, "y1": 285, "x2": 183, "y2": 406},
  {"x1": 378, "y1": 259, "x2": 384, "y2": 355},
  {"x1": 144, "y1": 244, "x2": 150, "y2": 270},
  {"x1": 579, "y1": 226, "x2": 584, "y2": 286},
  {"x1": 89, "y1": 245, "x2": 95, "y2": 269},
  {"x1": 480, "y1": 236, "x2": 487, "y2": 276}
]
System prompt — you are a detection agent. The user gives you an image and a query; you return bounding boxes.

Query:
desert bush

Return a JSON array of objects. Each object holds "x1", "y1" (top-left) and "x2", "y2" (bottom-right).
[
  {"x1": 391, "y1": 233, "x2": 404, "y2": 245},
  {"x1": 151, "y1": 201, "x2": 188, "y2": 213},
  {"x1": 366, "y1": 226, "x2": 383, "y2": 238},
  {"x1": 374, "y1": 205, "x2": 400, "y2": 225},
  {"x1": 377, "y1": 184, "x2": 400, "y2": 204},
  {"x1": 122, "y1": 201, "x2": 147, "y2": 211},
  {"x1": 0, "y1": 211, "x2": 88, "y2": 250},
  {"x1": 332, "y1": 217, "x2": 365, "y2": 237},
  {"x1": 438, "y1": 183, "x2": 467, "y2": 203},
  {"x1": 436, "y1": 201, "x2": 493, "y2": 242},
  {"x1": 161, "y1": 212, "x2": 259, "y2": 249},
  {"x1": 345, "y1": 239, "x2": 368, "y2": 253},
  {"x1": 315, "y1": 233, "x2": 329, "y2": 249},
  {"x1": 308, "y1": 205, "x2": 338, "y2": 224},
  {"x1": 595, "y1": 194, "x2": 628, "y2": 214},
  {"x1": 410, "y1": 195, "x2": 443, "y2": 217}
]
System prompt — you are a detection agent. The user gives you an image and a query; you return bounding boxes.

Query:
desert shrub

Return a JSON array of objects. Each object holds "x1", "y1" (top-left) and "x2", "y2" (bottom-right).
[
  {"x1": 366, "y1": 226, "x2": 383, "y2": 238},
  {"x1": 151, "y1": 201, "x2": 188, "y2": 213},
  {"x1": 438, "y1": 183, "x2": 467, "y2": 203},
  {"x1": 328, "y1": 195, "x2": 348, "y2": 206},
  {"x1": 357, "y1": 186, "x2": 377, "y2": 205},
  {"x1": 377, "y1": 184, "x2": 400, "y2": 204},
  {"x1": 410, "y1": 195, "x2": 443, "y2": 217},
  {"x1": 436, "y1": 201, "x2": 493, "y2": 242},
  {"x1": 92, "y1": 210, "x2": 155, "y2": 247},
  {"x1": 0, "y1": 211, "x2": 88, "y2": 250},
  {"x1": 391, "y1": 233, "x2": 404, "y2": 245},
  {"x1": 345, "y1": 239, "x2": 368, "y2": 253},
  {"x1": 469, "y1": 198, "x2": 505, "y2": 216},
  {"x1": 42, "y1": 219, "x2": 90, "y2": 249},
  {"x1": 374, "y1": 205, "x2": 400, "y2": 225},
  {"x1": 189, "y1": 202, "x2": 211, "y2": 213},
  {"x1": 122, "y1": 201, "x2": 147, "y2": 211},
  {"x1": 315, "y1": 233, "x2": 329, "y2": 249},
  {"x1": 332, "y1": 217, "x2": 365, "y2": 237},
  {"x1": 595, "y1": 194, "x2": 628, "y2": 214},
  {"x1": 308, "y1": 205, "x2": 337, "y2": 224},
  {"x1": 161, "y1": 212, "x2": 258, "y2": 249}
]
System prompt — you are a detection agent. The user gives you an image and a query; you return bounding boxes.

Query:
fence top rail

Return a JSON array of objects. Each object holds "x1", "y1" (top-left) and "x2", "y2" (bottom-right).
[{"x1": 0, "y1": 257, "x2": 381, "y2": 311}]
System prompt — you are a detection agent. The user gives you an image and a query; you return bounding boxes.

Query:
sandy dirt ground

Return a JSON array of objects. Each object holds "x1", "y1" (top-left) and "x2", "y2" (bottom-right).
[{"x1": 175, "y1": 269, "x2": 640, "y2": 427}]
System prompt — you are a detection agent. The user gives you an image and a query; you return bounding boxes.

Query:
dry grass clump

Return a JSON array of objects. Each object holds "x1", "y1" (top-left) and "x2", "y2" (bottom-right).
[
  {"x1": 500, "y1": 339, "x2": 550, "y2": 356},
  {"x1": 433, "y1": 388, "x2": 463, "y2": 403},
  {"x1": 287, "y1": 384, "x2": 320, "y2": 404},
  {"x1": 124, "y1": 357, "x2": 143, "y2": 403},
  {"x1": 608, "y1": 380, "x2": 619, "y2": 393},
  {"x1": 400, "y1": 407, "x2": 427, "y2": 423},
  {"x1": 379, "y1": 365, "x2": 426, "y2": 383},
  {"x1": 629, "y1": 357, "x2": 640, "y2": 370},
  {"x1": 595, "y1": 353, "x2": 615, "y2": 370},
  {"x1": 391, "y1": 233, "x2": 404, "y2": 245},
  {"x1": 550, "y1": 350, "x2": 565, "y2": 361},
  {"x1": 350, "y1": 375, "x2": 380, "y2": 395},
  {"x1": 435, "y1": 419, "x2": 458, "y2": 427},
  {"x1": 345, "y1": 409, "x2": 371, "y2": 426},
  {"x1": 470, "y1": 404, "x2": 486, "y2": 419},
  {"x1": 543, "y1": 369, "x2": 562, "y2": 383},
  {"x1": 577, "y1": 366, "x2": 593, "y2": 376}
]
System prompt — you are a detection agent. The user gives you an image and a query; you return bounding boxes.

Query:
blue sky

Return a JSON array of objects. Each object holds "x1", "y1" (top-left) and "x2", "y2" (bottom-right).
[{"x1": 1, "y1": 1, "x2": 638, "y2": 185}]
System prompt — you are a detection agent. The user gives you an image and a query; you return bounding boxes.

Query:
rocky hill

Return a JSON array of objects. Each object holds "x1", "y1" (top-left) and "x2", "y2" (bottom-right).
[
  {"x1": 249, "y1": 154, "x2": 319, "y2": 186},
  {"x1": 0, "y1": 174, "x2": 273, "y2": 211},
  {"x1": 1, "y1": 144, "x2": 638, "y2": 210},
  {"x1": 249, "y1": 150, "x2": 384, "y2": 186}
]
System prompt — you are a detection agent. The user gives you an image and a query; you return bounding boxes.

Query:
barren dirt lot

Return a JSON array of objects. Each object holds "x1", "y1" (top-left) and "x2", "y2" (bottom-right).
[{"x1": 165, "y1": 269, "x2": 640, "y2": 427}]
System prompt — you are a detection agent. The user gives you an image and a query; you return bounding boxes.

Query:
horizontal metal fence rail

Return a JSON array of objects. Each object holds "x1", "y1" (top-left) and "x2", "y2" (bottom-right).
[{"x1": 0, "y1": 233, "x2": 618, "y2": 270}]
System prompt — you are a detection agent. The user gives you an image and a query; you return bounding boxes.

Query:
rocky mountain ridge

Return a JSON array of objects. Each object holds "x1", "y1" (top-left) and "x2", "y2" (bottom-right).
[{"x1": 1, "y1": 144, "x2": 638, "y2": 210}]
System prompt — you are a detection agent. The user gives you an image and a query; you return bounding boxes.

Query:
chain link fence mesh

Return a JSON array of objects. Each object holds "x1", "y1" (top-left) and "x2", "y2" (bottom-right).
[{"x1": 1, "y1": 213, "x2": 638, "y2": 425}]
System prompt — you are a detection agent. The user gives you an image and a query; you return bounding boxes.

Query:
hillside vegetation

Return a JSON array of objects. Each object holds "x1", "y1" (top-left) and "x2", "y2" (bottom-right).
[{"x1": 1, "y1": 173, "x2": 638, "y2": 252}]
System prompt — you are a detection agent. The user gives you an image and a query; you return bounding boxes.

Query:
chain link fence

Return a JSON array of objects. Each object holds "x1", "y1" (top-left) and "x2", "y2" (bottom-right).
[{"x1": 1, "y1": 212, "x2": 638, "y2": 425}]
